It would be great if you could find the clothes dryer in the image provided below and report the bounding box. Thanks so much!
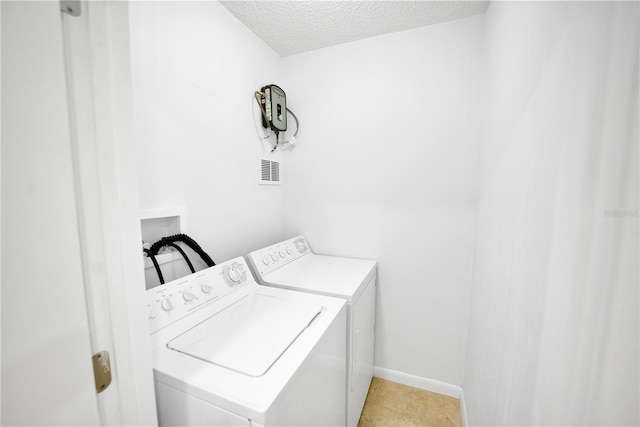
[146,256,347,426]
[247,236,376,427]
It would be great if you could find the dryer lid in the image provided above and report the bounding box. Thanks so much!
[263,254,377,301]
[167,293,322,377]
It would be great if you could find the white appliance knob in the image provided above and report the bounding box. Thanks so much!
[200,283,212,293]
[262,256,271,265]
[279,250,285,258]
[286,247,292,254]
[161,298,174,311]
[182,291,195,302]
[229,267,242,282]
[271,253,278,261]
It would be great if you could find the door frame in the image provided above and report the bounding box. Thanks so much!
[61,1,157,424]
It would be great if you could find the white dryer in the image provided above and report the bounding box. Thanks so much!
[146,256,347,426]
[247,236,377,427]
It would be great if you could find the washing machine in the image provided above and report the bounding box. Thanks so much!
[146,256,347,426]
[246,236,377,427]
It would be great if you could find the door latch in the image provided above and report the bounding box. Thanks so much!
[92,351,112,393]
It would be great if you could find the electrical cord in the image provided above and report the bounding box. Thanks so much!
[286,107,299,138]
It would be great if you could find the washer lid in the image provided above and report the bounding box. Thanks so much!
[167,293,322,377]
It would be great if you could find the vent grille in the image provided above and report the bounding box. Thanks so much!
[259,158,281,185]
[261,159,271,181]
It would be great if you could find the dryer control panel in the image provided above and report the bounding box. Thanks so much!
[146,257,251,334]
[247,235,311,277]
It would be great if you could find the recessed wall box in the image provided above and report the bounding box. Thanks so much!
[140,208,187,268]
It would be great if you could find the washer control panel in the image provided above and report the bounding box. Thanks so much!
[247,235,311,277]
[146,257,251,334]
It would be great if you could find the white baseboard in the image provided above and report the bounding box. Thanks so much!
[459,389,469,427]
[373,366,462,397]
[372,367,468,426]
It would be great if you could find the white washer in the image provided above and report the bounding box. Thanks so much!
[247,236,377,427]
[146,256,347,426]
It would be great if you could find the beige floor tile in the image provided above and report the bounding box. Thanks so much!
[358,377,462,427]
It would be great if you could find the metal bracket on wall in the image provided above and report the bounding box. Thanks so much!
[60,0,81,16]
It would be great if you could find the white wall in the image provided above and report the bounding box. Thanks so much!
[129,1,285,286]
[281,16,484,386]
[463,2,639,425]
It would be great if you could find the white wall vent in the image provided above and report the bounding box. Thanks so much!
[259,158,280,185]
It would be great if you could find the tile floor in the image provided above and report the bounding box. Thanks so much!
[358,377,462,427]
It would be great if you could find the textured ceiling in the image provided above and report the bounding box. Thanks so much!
[220,1,490,57]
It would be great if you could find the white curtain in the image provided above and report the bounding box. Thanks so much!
[464,2,639,425]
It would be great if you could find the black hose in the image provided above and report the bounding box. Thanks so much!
[144,248,165,285]
[167,242,195,273]
[149,233,215,267]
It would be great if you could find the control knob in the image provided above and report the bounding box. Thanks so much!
[161,298,174,311]
[229,267,242,282]
[201,283,212,293]
[182,291,195,302]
